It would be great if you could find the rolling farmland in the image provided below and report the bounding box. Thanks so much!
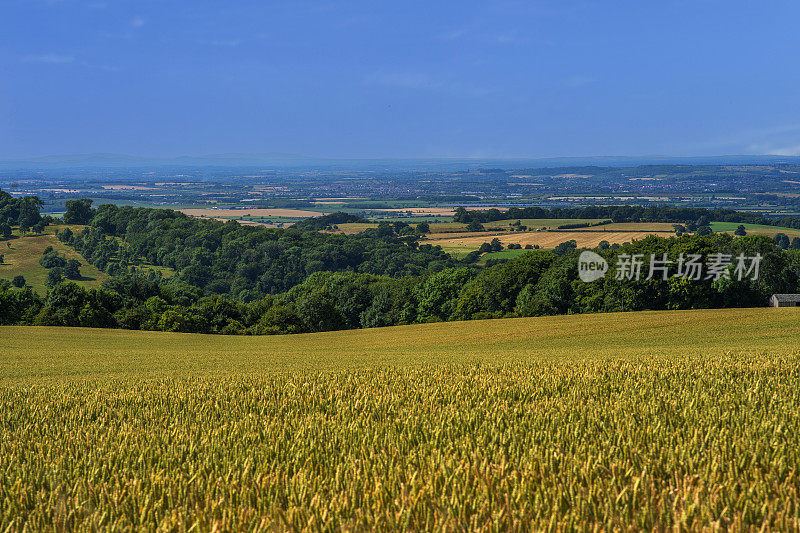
[2,308,800,530]
[179,208,324,218]
[427,221,800,255]
[430,230,661,253]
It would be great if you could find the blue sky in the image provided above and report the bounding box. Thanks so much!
[2,0,800,159]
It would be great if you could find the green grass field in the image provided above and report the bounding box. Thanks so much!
[0,227,107,292]
[2,308,800,530]
[710,221,800,238]
[478,248,530,262]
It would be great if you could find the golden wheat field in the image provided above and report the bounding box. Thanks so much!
[429,230,664,252]
[2,308,800,530]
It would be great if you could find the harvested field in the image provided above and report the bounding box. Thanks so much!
[430,230,663,252]
[180,208,323,218]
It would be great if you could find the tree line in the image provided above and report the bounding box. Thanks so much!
[1,192,799,335]
[453,205,800,228]
[63,202,454,301]
[1,232,797,335]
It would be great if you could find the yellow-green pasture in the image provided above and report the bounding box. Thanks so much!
[2,308,800,530]
[2,307,796,381]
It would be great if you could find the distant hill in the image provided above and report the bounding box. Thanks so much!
[3,153,800,170]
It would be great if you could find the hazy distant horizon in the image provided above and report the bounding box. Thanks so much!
[3,152,800,172]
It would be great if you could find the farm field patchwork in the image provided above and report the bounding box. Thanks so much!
[430,230,662,253]
[179,208,325,219]
[2,308,800,529]
[374,207,458,216]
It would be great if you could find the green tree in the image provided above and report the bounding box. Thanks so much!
[17,196,43,231]
[39,250,67,269]
[295,289,345,332]
[466,220,485,232]
[696,226,713,237]
[553,240,577,255]
[12,275,25,288]
[453,207,470,223]
[64,259,82,280]
[63,198,95,224]
[414,268,475,322]
[775,233,790,249]
[47,267,64,286]
[57,227,74,242]
[734,225,747,236]
[454,251,556,320]
[157,309,188,332]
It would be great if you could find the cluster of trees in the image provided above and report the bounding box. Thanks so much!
[461,238,505,263]
[2,233,798,334]
[290,212,366,231]
[453,205,800,228]
[774,233,800,250]
[557,221,611,230]
[39,246,82,283]
[64,205,455,301]
[62,198,95,224]
[0,191,50,235]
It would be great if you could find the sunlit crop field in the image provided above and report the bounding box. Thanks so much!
[430,230,668,253]
[2,308,800,530]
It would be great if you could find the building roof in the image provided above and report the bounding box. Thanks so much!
[771,294,800,302]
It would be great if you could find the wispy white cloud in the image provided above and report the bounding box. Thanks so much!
[493,30,528,45]
[20,53,119,72]
[23,53,75,64]
[694,123,800,155]
[439,28,468,41]
[130,16,145,28]
[757,144,800,156]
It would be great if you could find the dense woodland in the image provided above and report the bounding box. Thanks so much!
[453,205,800,228]
[1,192,799,334]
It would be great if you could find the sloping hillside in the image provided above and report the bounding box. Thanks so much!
[0,227,107,292]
